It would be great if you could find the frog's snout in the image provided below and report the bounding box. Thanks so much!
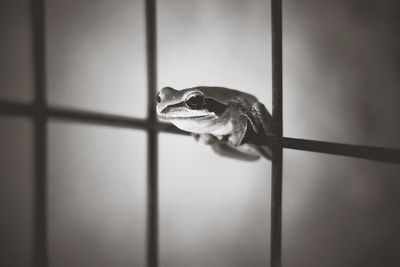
[156,87,178,116]
[157,87,176,103]
[156,91,162,103]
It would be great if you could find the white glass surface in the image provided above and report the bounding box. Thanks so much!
[48,121,147,267]
[0,117,33,267]
[159,133,270,267]
[283,149,400,267]
[46,0,147,117]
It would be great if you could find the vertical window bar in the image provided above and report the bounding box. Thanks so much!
[270,0,283,266]
[31,0,48,266]
[145,0,158,267]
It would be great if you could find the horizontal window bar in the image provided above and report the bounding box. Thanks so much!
[49,107,150,129]
[0,100,154,130]
[0,100,398,164]
[0,100,35,115]
[283,137,400,164]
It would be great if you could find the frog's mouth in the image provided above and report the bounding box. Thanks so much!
[157,108,214,120]
[156,101,213,119]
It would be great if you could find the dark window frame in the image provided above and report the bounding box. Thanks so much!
[0,0,398,267]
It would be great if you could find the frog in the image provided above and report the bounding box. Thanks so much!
[156,86,273,161]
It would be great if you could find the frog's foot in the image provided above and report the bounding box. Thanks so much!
[251,102,273,136]
[192,133,219,145]
[226,103,249,146]
[228,116,248,146]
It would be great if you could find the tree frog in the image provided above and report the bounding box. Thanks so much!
[156,86,273,161]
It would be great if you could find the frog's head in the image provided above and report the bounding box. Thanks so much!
[156,86,228,133]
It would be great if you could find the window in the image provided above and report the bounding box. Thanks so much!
[0,0,399,267]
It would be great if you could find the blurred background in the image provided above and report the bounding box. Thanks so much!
[1,0,399,267]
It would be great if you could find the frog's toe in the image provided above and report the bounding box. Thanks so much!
[192,133,200,141]
[194,133,218,144]
[228,134,243,146]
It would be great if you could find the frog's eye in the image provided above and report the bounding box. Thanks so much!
[185,91,204,110]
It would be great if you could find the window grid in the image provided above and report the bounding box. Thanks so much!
[0,0,398,267]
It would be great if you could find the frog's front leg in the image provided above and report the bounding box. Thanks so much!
[219,102,247,146]
[248,102,273,159]
[226,102,271,146]
[227,102,273,160]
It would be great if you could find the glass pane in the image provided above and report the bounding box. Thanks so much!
[159,133,270,267]
[0,117,33,266]
[48,121,146,267]
[283,149,400,267]
[283,0,400,148]
[0,0,34,102]
[158,0,271,108]
[46,0,147,117]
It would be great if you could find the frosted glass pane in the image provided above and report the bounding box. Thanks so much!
[159,133,270,267]
[48,122,146,267]
[0,0,34,102]
[0,117,33,267]
[46,0,147,117]
[283,0,400,148]
[283,149,400,267]
[158,0,271,108]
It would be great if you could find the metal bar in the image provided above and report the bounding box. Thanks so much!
[145,0,158,267]
[283,137,400,164]
[33,108,47,267]
[146,129,158,267]
[49,107,150,129]
[31,0,48,266]
[270,0,283,266]
[240,131,400,164]
[0,100,36,115]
